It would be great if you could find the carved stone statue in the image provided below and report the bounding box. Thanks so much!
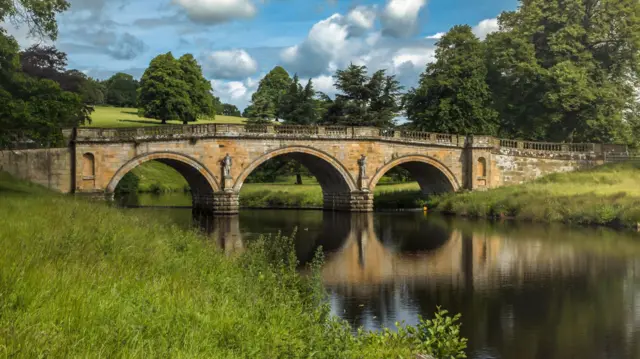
[357,154,367,179]
[223,153,232,178]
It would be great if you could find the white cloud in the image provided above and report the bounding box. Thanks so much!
[172,0,256,24]
[346,6,377,34]
[203,49,258,79]
[472,18,499,40]
[380,0,427,38]
[425,32,445,40]
[280,13,353,77]
[391,47,435,70]
[211,76,260,110]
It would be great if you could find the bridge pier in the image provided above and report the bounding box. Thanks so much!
[323,191,373,212]
[192,191,240,215]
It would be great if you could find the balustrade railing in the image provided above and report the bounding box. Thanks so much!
[67,123,624,155]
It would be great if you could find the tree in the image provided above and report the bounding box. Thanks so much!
[246,66,292,122]
[246,91,276,123]
[486,0,640,143]
[241,105,252,118]
[222,103,241,117]
[105,73,138,108]
[405,25,498,135]
[138,52,194,124]
[0,0,69,40]
[326,64,402,127]
[178,54,214,119]
[0,30,90,146]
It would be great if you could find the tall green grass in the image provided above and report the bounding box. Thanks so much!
[0,172,466,358]
[428,162,640,229]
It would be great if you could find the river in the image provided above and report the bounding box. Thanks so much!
[119,192,640,359]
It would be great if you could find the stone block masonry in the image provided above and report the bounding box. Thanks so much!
[0,148,73,192]
[0,124,625,213]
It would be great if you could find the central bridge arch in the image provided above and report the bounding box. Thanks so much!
[234,146,359,211]
[106,152,220,209]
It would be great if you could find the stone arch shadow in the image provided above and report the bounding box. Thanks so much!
[233,146,359,210]
[369,155,461,196]
[106,152,220,209]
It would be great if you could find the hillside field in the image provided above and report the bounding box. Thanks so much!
[86,106,246,128]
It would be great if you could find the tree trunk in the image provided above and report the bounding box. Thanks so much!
[296,173,303,185]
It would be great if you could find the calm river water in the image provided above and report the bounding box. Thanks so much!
[120,193,640,359]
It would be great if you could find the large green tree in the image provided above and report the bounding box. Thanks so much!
[222,103,241,117]
[0,30,90,147]
[486,0,640,143]
[179,54,214,119]
[279,74,319,125]
[246,66,292,122]
[138,52,194,124]
[105,72,138,108]
[324,64,402,127]
[405,25,498,135]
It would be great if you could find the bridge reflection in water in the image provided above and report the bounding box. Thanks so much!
[189,211,640,359]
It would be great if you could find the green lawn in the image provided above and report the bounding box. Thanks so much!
[86,106,246,128]
[428,162,640,228]
[0,171,466,358]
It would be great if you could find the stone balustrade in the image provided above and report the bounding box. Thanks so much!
[68,124,627,155]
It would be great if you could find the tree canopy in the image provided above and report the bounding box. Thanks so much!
[405,25,498,135]
[105,73,138,108]
[138,52,213,124]
[484,0,640,143]
[246,66,292,123]
[323,64,402,127]
[0,29,91,147]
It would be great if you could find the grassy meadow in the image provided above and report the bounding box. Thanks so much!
[428,162,640,229]
[86,106,246,128]
[0,171,466,358]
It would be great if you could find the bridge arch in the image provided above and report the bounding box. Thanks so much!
[369,155,460,195]
[233,146,358,192]
[106,152,220,202]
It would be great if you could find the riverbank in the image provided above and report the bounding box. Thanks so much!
[0,172,465,358]
[428,162,640,229]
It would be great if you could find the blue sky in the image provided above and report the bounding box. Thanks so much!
[5,0,518,110]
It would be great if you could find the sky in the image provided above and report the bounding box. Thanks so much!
[4,0,519,111]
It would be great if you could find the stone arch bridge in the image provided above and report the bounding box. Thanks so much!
[0,124,624,214]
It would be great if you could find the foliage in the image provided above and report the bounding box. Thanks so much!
[0,30,91,146]
[485,0,640,143]
[405,25,498,135]
[104,72,138,107]
[0,0,69,40]
[178,54,215,119]
[222,103,241,116]
[323,64,402,127]
[138,52,195,124]
[246,66,292,123]
[279,74,319,125]
[0,172,467,358]
[428,162,640,229]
